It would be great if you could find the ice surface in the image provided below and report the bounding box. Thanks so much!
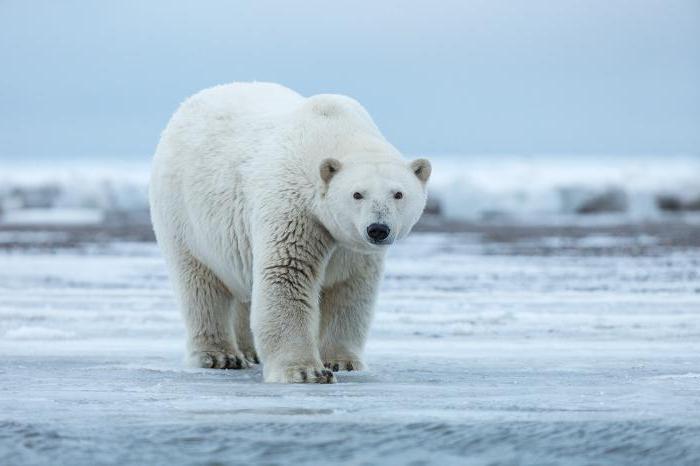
[1,232,700,465]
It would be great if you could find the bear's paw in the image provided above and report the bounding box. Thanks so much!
[190,350,251,370]
[265,364,337,384]
[323,358,365,372]
[241,348,260,365]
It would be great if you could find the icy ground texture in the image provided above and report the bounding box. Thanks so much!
[1,232,700,465]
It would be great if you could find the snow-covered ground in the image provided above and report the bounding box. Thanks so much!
[1,230,700,465]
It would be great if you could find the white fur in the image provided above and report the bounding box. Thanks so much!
[149,82,430,383]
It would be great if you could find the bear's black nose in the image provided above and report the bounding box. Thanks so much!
[367,223,390,242]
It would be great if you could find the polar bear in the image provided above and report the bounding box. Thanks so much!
[150,82,431,383]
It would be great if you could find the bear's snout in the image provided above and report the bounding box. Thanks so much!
[367,223,391,243]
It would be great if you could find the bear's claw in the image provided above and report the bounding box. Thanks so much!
[294,368,335,383]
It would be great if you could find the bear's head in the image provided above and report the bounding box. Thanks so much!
[317,157,431,253]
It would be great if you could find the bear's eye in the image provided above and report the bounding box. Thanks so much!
[394,192,403,200]
[353,192,363,200]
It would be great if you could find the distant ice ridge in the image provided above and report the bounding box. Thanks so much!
[0,161,151,226]
[0,155,699,226]
[428,154,700,223]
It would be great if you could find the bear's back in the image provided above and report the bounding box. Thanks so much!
[183,82,305,118]
[160,82,391,175]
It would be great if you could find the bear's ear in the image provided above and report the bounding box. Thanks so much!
[319,158,342,184]
[409,158,431,183]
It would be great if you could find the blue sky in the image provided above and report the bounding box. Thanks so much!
[1,0,698,159]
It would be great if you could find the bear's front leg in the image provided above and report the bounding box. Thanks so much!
[251,217,336,383]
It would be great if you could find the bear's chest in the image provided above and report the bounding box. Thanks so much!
[322,247,382,288]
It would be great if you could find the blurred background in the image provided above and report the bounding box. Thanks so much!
[1,0,699,239]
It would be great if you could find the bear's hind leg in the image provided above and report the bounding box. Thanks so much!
[232,299,259,364]
[320,262,382,372]
[169,248,249,369]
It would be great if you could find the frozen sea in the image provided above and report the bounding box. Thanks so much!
[1,225,700,465]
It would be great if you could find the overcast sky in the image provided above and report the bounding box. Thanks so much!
[1,0,699,160]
